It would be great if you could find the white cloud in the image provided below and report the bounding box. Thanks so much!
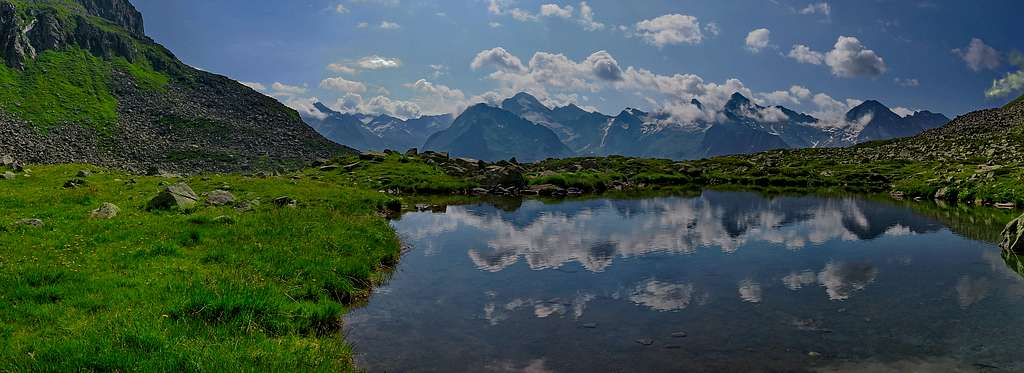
[894,77,919,87]
[379,21,401,29]
[319,76,367,93]
[269,82,308,97]
[745,28,771,53]
[540,3,573,18]
[635,14,703,48]
[405,79,470,116]
[703,21,720,37]
[577,1,604,31]
[240,82,266,92]
[429,64,449,78]
[327,63,358,74]
[789,85,812,100]
[471,47,527,73]
[891,106,915,117]
[509,8,538,21]
[953,38,1001,72]
[800,2,831,16]
[824,36,887,78]
[788,44,824,65]
[489,21,503,28]
[585,50,624,81]
[986,52,1024,98]
[357,55,402,70]
[333,94,421,119]
[283,96,327,120]
[356,22,369,28]
[351,0,399,6]
[335,4,350,13]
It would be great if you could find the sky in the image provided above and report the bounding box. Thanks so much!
[131,0,1024,122]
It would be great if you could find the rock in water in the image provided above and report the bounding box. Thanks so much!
[90,203,120,219]
[147,183,199,210]
[1001,213,1024,253]
[206,190,236,206]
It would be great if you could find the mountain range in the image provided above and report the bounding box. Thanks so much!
[305,91,950,162]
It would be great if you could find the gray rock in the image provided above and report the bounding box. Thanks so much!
[405,148,418,156]
[1,171,14,180]
[318,164,339,172]
[671,331,688,338]
[934,186,951,200]
[0,154,13,167]
[235,199,260,212]
[635,338,655,346]
[13,218,43,228]
[76,170,92,178]
[63,179,87,188]
[1001,213,1024,253]
[147,183,199,210]
[90,203,120,219]
[206,190,236,206]
[273,196,297,208]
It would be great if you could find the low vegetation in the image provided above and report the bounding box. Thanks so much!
[0,164,403,371]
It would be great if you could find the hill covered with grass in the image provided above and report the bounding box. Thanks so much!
[0,0,349,173]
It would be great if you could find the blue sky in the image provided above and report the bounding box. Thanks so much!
[132,0,1023,121]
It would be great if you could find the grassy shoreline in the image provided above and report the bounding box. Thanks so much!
[2,153,1022,371]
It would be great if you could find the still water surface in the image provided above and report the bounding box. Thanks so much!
[345,192,1024,372]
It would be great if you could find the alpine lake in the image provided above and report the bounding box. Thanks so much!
[344,191,1024,372]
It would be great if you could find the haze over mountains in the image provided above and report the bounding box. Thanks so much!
[304,91,949,162]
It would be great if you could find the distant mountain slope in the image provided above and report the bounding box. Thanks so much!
[0,0,347,173]
[851,100,950,142]
[423,103,571,162]
[303,103,453,151]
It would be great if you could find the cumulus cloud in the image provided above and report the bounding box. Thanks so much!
[378,21,401,29]
[405,79,470,116]
[703,21,720,37]
[357,55,402,70]
[894,77,920,87]
[585,50,624,81]
[953,38,1002,72]
[319,76,367,93]
[745,28,771,53]
[577,1,604,31]
[800,2,831,16]
[891,106,915,117]
[635,14,703,48]
[539,3,573,18]
[327,63,358,74]
[356,22,369,28]
[788,44,824,65]
[986,52,1024,98]
[825,36,887,78]
[284,96,328,120]
[333,94,421,119]
[269,82,308,97]
[335,4,350,13]
[240,82,266,92]
[471,47,527,73]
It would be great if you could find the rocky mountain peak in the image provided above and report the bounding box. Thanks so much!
[724,92,754,112]
[502,92,551,114]
[846,100,899,122]
[76,0,145,36]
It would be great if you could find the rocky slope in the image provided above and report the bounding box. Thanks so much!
[0,0,347,173]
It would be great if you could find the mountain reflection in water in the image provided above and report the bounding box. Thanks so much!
[345,191,1024,373]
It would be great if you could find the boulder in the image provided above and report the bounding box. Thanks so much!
[525,184,565,197]
[934,187,951,200]
[90,203,120,219]
[405,148,418,156]
[63,179,87,188]
[13,218,43,228]
[1001,213,1024,253]
[147,183,199,210]
[77,170,92,178]
[479,166,526,189]
[1,171,14,180]
[0,154,13,167]
[236,199,260,212]
[273,196,297,208]
[318,164,339,172]
[212,215,236,225]
[206,190,236,206]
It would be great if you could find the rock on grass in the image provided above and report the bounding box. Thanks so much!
[90,203,120,219]
[147,183,199,210]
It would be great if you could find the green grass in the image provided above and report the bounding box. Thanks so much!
[335,153,479,194]
[0,49,119,133]
[0,164,403,371]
